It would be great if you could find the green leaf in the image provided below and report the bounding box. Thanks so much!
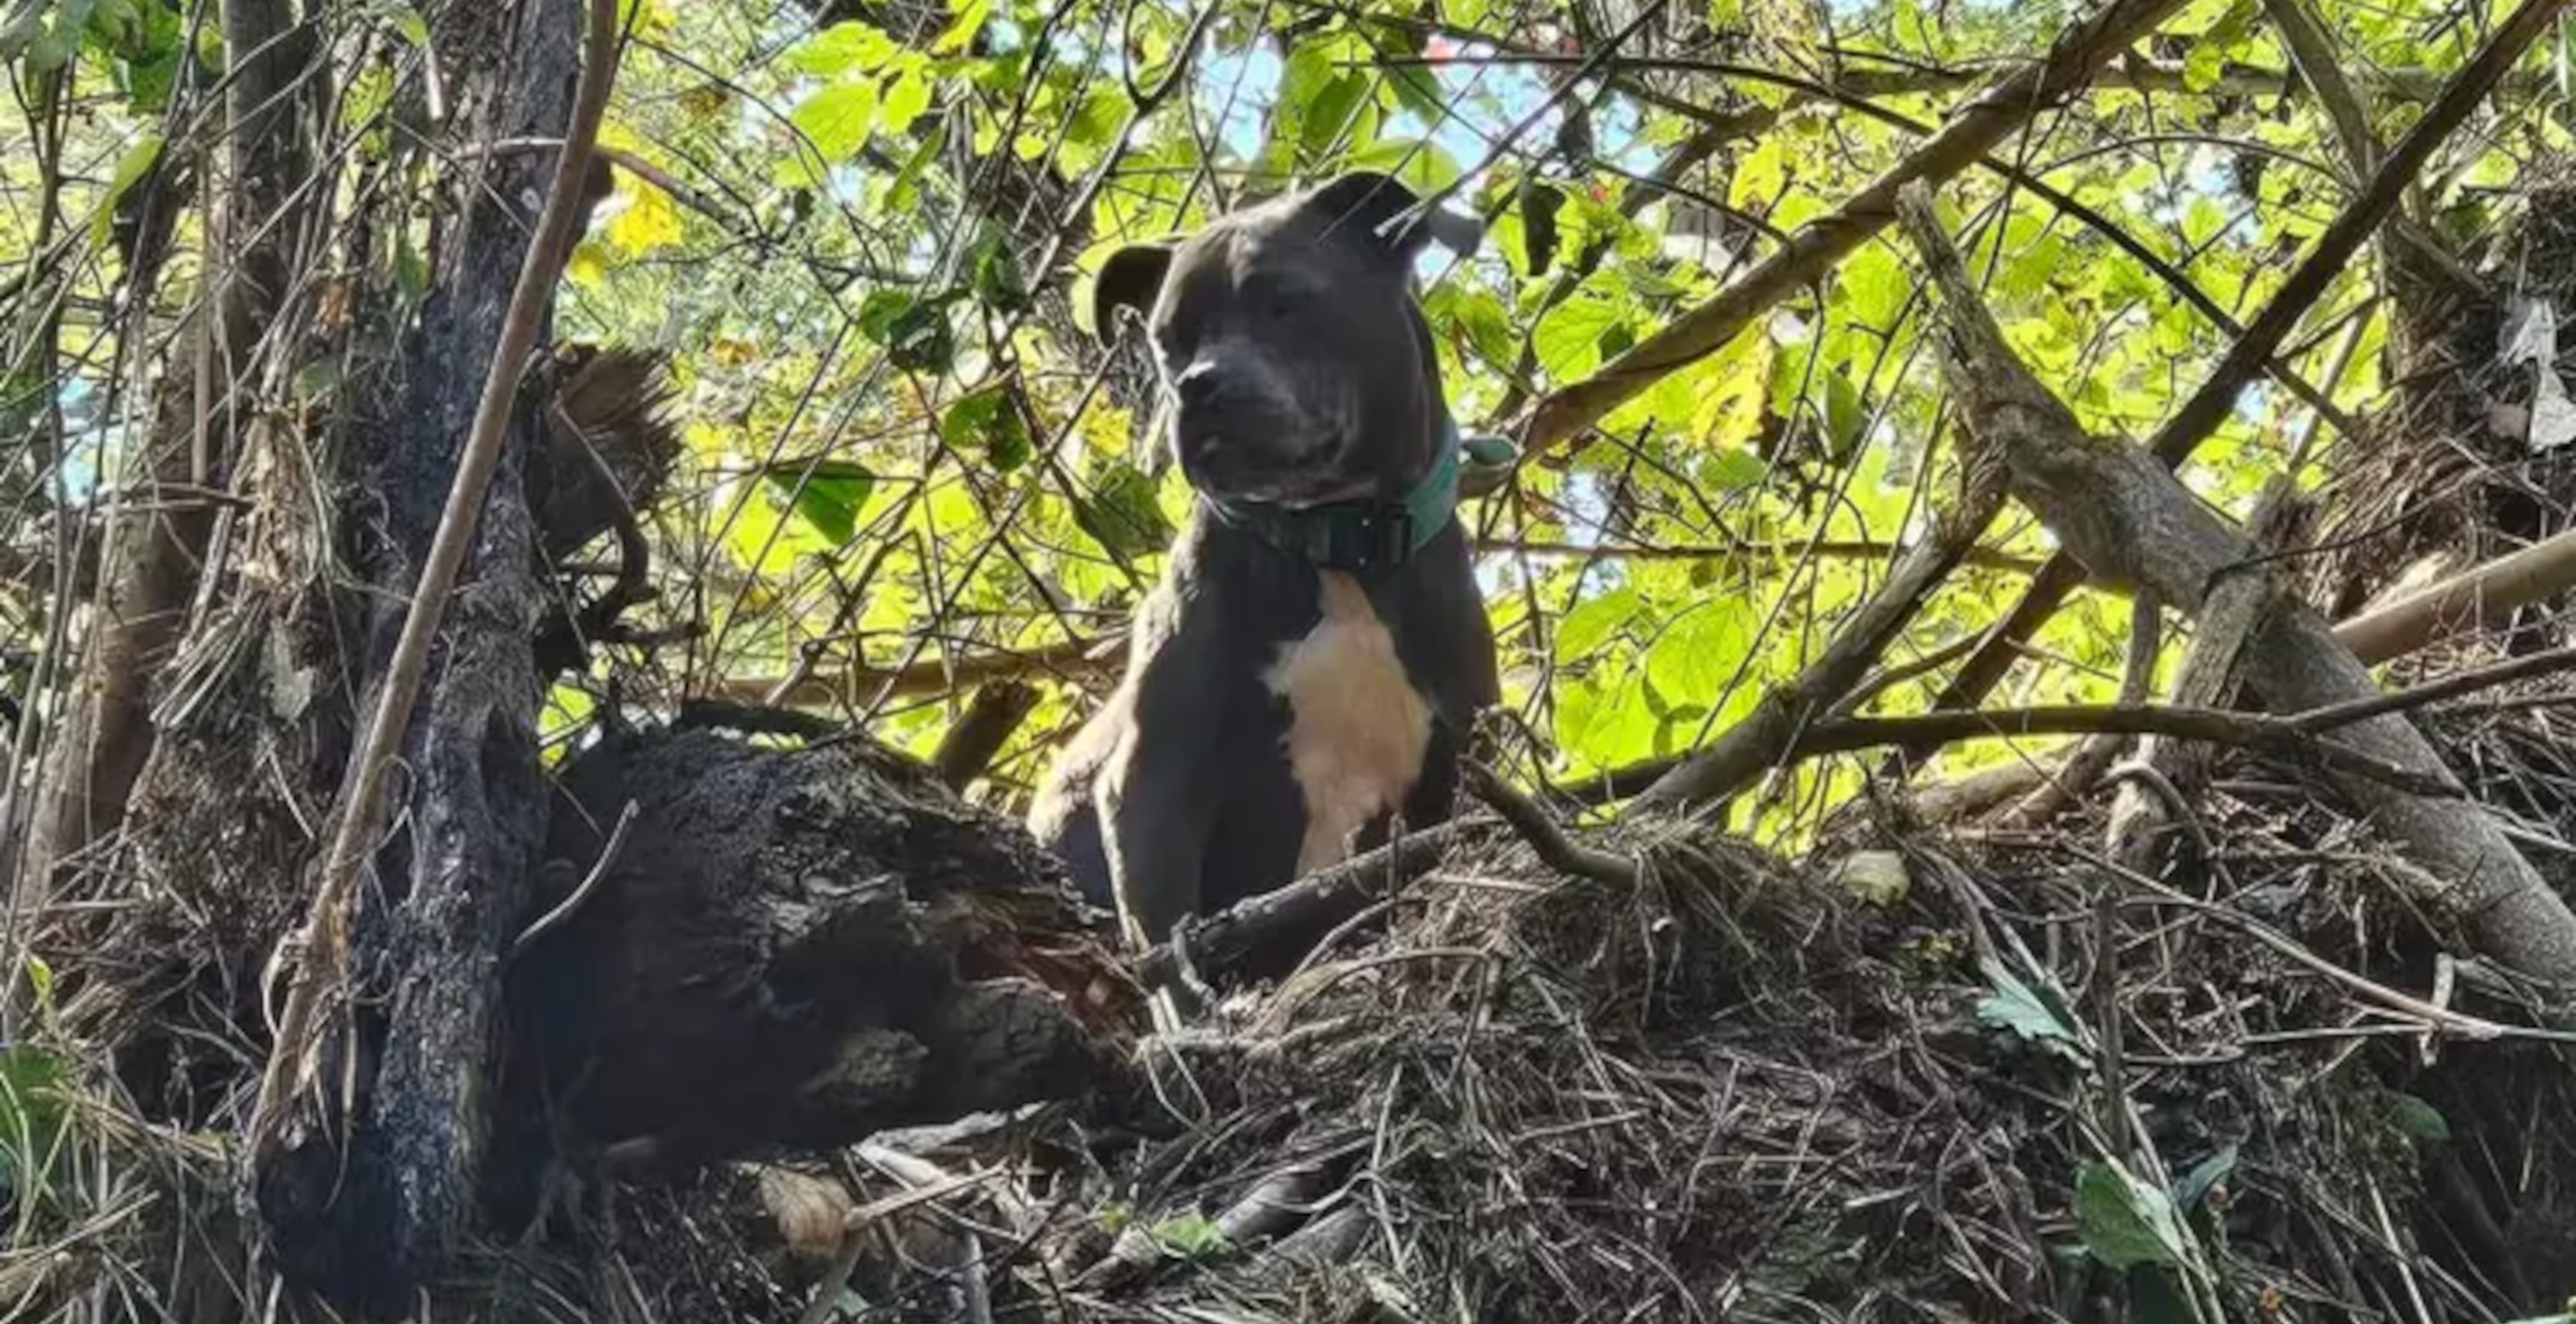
[388,2,429,46]
[792,79,880,162]
[1301,71,1371,164]
[2174,1143,2236,1212]
[1729,136,1787,211]
[787,20,901,76]
[101,0,180,110]
[0,2,51,63]
[1533,293,1623,380]
[1555,585,1642,663]
[764,461,874,546]
[1343,138,1464,195]
[394,224,430,309]
[968,230,1028,313]
[888,117,947,213]
[1555,673,1661,769]
[2074,1161,2189,1270]
[886,303,954,373]
[1821,369,1868,457]
[2181,196,2228,250]
[879,69,934,138]
[19,0,88,74]
[2387,1091,2452,1142]
[1426,284,1517,369]
[1838,244,1911,334]
[859,291,955,374]
[859,289,915,341]
[1643,598,1752,703]
[0,1041,71,1204]
[89,131,162,250]
[1149,1211,1231,1260]
[2182,0,2258,94]
[935,0,990,55]
[1380,58,1445,123]
[1700,447,1769,493]
[1074,462,1174,559]
[941,391,1031,472]
[291,360,343,405]
[1974,955,2083,1052]
[2127,1264,2199,1324]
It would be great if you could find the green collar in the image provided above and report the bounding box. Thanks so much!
[1204,419,1469,574]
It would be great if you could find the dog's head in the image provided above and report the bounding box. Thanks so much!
[1088,171,1481,508]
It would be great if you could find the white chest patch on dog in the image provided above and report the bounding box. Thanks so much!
[1262,570,1435,874]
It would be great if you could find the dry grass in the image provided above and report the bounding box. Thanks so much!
[18,690,2576,1323]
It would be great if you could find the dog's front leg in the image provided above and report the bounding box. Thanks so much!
[1093,646,1223,950]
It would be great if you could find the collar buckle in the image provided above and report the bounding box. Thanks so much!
[1325,504,1415,574]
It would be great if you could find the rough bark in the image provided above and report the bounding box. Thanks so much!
[27,1,318,895]
[250,3,580,1307]
[499,725,1130,1181]
[1898,183,2576,988]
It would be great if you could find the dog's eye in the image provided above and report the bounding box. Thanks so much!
[1255,283,1301,320]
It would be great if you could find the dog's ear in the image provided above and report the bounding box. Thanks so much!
[1303,170,1482,263]
[1086,242,1175,342]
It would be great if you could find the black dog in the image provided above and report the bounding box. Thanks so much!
[1027,171,1500,949]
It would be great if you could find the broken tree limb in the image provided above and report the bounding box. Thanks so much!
[2106,565,2274,871]
[2333,522,2576,665]
[1894,0,2566,762]
[502,726,1127,1172]
[1895,181,2576,988]
[1902,575,2576,825]
[1516,0,2191,460]
[1130,819,1484,990]
[932,682,1041,792]
[2004,592,2160,827]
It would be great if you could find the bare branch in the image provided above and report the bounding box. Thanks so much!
[1894,174,2576,987]
[1904,0,2566,757]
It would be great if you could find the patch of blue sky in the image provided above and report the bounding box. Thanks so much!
[48,376,108,502]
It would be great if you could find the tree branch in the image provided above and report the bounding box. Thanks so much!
[1801,702,2457,797]
[1515,0,2192,461]
[1894,175,2576,986]
[1900,0,2566,761]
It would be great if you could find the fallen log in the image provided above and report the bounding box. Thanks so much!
[504,724,1138,1176]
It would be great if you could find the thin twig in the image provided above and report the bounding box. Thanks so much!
[2065,844,2576,1042]
[1517,0,2191,458]
[509,802,638,960]
[1462,760,1638,887]
[1795,702,2458,796]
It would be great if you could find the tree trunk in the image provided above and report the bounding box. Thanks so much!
[250,2,580,1306]
[24,1,318,904]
